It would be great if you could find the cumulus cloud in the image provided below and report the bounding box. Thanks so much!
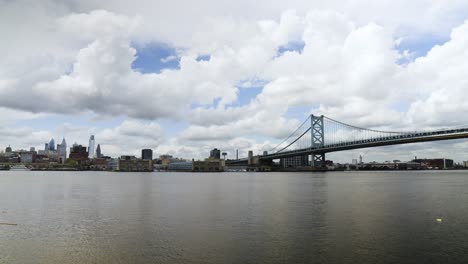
[96,120,164,156]
[1,1,468,161]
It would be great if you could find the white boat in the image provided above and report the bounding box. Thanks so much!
[9,165,32,171]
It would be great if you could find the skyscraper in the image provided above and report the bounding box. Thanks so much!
[142,149,153,160]
[210,148,221,159]
[49,138,55,151]
[57,138,67,163]
[88,135,95,158]
[96,144,102,158]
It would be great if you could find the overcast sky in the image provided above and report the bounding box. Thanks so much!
[1,0,468,162]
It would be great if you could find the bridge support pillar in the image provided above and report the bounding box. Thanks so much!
[312,153,325,168]
[311,115,325,168]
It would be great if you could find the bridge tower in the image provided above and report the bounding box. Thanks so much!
[311,115,325,168]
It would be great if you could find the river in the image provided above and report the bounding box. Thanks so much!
[1,171,468,263]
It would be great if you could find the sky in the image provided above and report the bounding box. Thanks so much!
[1,0,468,162]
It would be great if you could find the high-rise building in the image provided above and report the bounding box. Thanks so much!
[210,148,221,159]
[69,145,88,161]
[44,143,49,151]
[49,138,55,151]
[57,138,67,164]
[96,144,102,158]
[5,145,12,153]
[88,135,95,158]
[142,149,153,160]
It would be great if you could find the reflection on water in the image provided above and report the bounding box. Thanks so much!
[1,171,468,263]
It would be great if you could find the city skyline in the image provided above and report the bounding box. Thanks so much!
[2,117,468,163]
[1,1,468,162]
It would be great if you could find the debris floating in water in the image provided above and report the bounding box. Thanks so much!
[436,218,443,223]
[0,222,17,226]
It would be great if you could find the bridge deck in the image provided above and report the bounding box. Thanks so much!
[259,130,468,160]
[226,124,468,165]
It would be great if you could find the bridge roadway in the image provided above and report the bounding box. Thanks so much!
[228,128,468,164]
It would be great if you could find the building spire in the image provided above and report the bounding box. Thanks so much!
[96,144,101,158]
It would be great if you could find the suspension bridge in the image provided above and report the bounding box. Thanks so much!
[229,115,468,168]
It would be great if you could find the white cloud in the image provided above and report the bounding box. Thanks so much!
[1,1,468,161]
[160,55,178,63]
[96,119,164,157]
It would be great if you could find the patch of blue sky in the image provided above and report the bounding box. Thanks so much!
[132,42,180,73]
[277,40,305,56]
[230,87,263,107]
[391,101,411,113]
[190,99,222,109]
[212,98,222,108]
[191,87,262,109]
[196,54,211,62]
[223,79,268,107]
[286,105,312,121]
[396,34,449,64]
[157,119,189,138]
[190,79,266,109]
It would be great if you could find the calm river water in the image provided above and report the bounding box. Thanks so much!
[1,171,468,263]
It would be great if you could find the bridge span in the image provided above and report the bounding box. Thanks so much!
[228,115,468,168]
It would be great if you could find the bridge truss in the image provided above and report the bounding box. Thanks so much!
[261,114,468,167]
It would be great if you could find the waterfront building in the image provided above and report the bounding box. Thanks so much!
[210,148,221,159]
[34,154,50,164]
[192,159,224,172]
[120,155,137,160]
[168,161,193,171]
[69,145,89,162]
[91,158,107,170]
[413,158,454,169]
[159,155,173,169]
[46,151,60,163]
[142,149,153,160]
[117,158,153,172]
[0,150,19,163]
[19,152,35,163]
[280,155,309,169]
[361,161,421,170]
[156,155,187,170]
[107,159,118,170]
[192,149,225,172]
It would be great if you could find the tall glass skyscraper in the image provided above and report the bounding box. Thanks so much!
[49,138,55,151]
[88,135,95,158]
